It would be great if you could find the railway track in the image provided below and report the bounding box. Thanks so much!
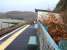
[0,23,26,37]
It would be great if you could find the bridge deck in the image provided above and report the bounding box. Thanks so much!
[5,25,38,50]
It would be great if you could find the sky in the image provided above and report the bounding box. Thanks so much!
[0,0,59,12]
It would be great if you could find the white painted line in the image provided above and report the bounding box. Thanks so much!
[0,25,30,50]
[0,25,26,40]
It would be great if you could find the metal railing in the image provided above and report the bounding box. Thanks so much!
[37,22,61,50]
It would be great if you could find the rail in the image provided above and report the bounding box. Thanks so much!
[37,22,61,50]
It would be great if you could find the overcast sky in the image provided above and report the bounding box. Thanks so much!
[0,0,59,12]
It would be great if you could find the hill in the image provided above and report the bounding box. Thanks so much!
[0,11,37,21]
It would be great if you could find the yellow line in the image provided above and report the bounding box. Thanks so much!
[0,25,30,50]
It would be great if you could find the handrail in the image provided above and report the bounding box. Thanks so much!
[37,22,61,50]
